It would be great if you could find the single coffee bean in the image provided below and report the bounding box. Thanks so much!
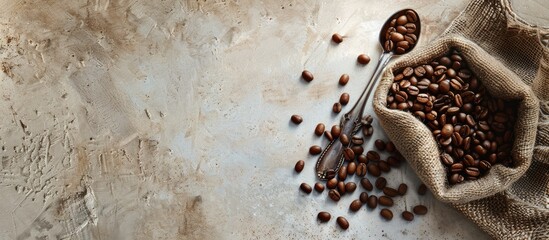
[379,196,394,206]
[366,151,381,161]
[343,147,355,161]
[300,183,312,194]
[309,145,322,155]
[325,169,337,179]
[398,183,408,195]
[350,199,362,212]
[337,181,346,195]
[314,182,325,193]
[407,85,420,96]
[345,182,357,193]
[384,40,394,52]
[418,184,427,195]
[347,162,357,175]
[378,160,391,172]
[441,124,454,138]
[357,154,368,164]
[375,177,387,190]
[367,195,378,209]
[351,135,364,145]
[413,205,428,215]
[336,76,349,89]
[362,125,374,136]
[404,23,417,33]
[318,212,331,222]
[380,208,393,220]
[356,163,367,176]
[385,141,396,152]
[465,167,480,177]
[368,164,381,177]
[479,160,492,172]
[314,123,325,136]
[290,115,303,124]
[331,125,341,138]
[390,32,404,42]
[332,33,343,43]
[328,189,341,202]
[327,178,338,189]
[417,93,429,103]
[294,160,305,173]
[396,25,407,34]
[440,153,454,166]
[414,66,426,77]
[406,10,418,23]
[336,216,349,230]
[302,70,314,82]
[360,192,369,203]
[387,156,402,167]
[357,54,371,64]
[361,177,373,191]
[340,134,350,146]
[402,211,414,221]
[383,187,399,197]
[396,15,408,25]
[333,102,342,113]
[403,67,414,77]
[352,145,364,156]
[340,93,350,105]
[374,139,386,151]
[449,173,464,184]
[338,166,347,181]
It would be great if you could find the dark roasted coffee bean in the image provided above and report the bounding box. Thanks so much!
[294,160,305,173]
[357,154,368,164]
[357,54,371,65]
[314,123,325,136]
[324,131,333,141]
[336,216,349,230]
[362,125,374,136]
[402,211,414,221]
[417,93,429,103]
[418,184,427,195]
[327,178,338,189]
[314,182,325,193]
[337,181,346,195]
[403,67,414,77]
[375,177,387,190]
[347,162,357,175]
[332,33,343,43]
[440,153,454,166]
[387,156,402,167]
[325,169,337,180]
[361,177,373,191]
[360,192,369,203]
[406,10,418,22]
[318,212,331,222]
[413,205,428,215]
[379,196,394,206]
[398,183,408,195]
[479,160,492,172]
[343,147,355,161]
[352,145,364,155]
[351,135,364,145]
[356,163,367,177]
[339,74,350,86]
[338,166,347,181]
[331,125,341,138]
[383,187,399,197]
[379,160,391,172]
[366,151,381,162]
[386,141,396,152]
[291,115,303,124]
[300,183,312,194]
[441,124,454,138]
[407,85,420,96]
[380,208,393,220]
[339,93,350,105]
[309,145,322,155]
[405,23,416,33]
[374,139,386,151]
[340,134,350,146]
[345,182,357,193]
[350,199,362,212]
[333,102,342,113]
[368,164,381,177]
[384,40,394,52]
[367,195,378,209]
[465,167,480,177]
[449,173,464,184]
[302,70,314,82]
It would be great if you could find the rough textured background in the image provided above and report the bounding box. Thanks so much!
[0,0,545,239]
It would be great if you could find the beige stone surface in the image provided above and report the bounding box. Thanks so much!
[0,0,544,239]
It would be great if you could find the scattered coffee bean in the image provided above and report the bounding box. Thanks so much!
[385,141,396,152]
[343,147,355,161]
[387,156,401,167]
[351,135,364,145]
[350,199,362,212]
[314,182,325,193]
[340,93,350,105]
[398,183,408,196]
[314,123,325,136]
[300,183,312,194]
[302,70,314,82]
[360,177,373,191]
[329,189,341,201]
[402,211,414,221]
[368,164,381,177]
[367,195,378,209]
[357,154,368,164]
[383,187,399,197]
[413,205,428,215]
[345,182,357,193]
[380,208,393,220]
[378,196,394,206]
[333,102,342,113]
[331,125,341,138]
[418,184,427,195]
[309,145,322,155]
[294,160,305,173]
[356,163,367,177]
[332,33,343,43]
[290,115,303,124]
[340,134,350,146]
[336,216,349,230]
[347,162,357,175]
[357,54,371,64]
[375,177,387,190]
[339,74,350,86]
[318,212,331,222]
[324,131,333,141]
[360,192,369,203]
[378,160,391,172]
[337,181,346,195]
[351,145,364,156]
[366,151,380,161]
[327,178,338,189]
[374,139,386,151]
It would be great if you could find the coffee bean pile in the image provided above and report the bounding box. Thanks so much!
[383,10,419,54]
[386,49,518,184]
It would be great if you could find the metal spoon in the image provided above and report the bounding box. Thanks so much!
[315,9,421,180]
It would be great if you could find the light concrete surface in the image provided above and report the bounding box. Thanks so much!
[0,0,545,239]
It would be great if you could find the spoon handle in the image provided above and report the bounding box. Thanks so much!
[315,51,393,179]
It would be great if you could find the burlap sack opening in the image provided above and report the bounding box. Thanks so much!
[373,36,539,203]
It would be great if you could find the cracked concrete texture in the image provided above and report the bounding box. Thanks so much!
[0,0,545,239]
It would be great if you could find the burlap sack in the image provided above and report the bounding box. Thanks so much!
[374,0,549,238]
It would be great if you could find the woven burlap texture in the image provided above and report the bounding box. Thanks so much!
[373,0,549,238]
